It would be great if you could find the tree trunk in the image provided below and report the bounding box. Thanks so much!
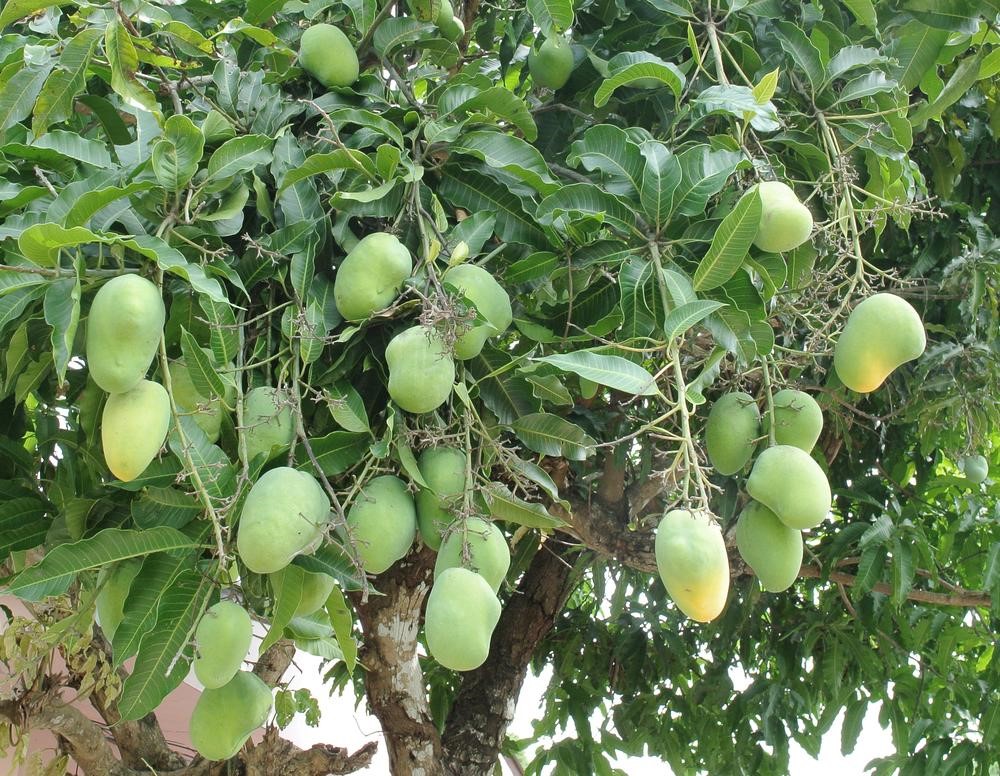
[351,546,445,775]
[441,541,577,775]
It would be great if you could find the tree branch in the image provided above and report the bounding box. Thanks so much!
[242,728,377,775]
[798,565,991,608]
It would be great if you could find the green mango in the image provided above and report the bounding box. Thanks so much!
[243,386,295,463]
[735,501,803,593]
[237,467,331,574]
[442,264,512,360]
[704,392,760,476]
[438,12,464,41]
[346,475,417,574]
[95,558,142,642]
[298,24,359,88]
[746,445,831,530]
[270,567,336,616]
[654,509,730,622]
[434,517,509,593]
[168,351,235,444]
[415,446,467,549]
[751,181,814,254]
[86,274,165,394]
[334,232,412,322]
[425,567,501,671]
[102,380,171,482]
[764,389,823,452]
[962,454,989,484]
[385,325,455,414]
[193,600,253,689]
[189,671,272,761]
[833,293,926,393]
[528,36,574,90]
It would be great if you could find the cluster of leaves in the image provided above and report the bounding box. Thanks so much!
[0,0,998,773]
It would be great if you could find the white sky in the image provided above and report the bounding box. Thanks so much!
[280,652,893,774]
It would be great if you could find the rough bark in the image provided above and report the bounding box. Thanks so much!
[440,541,577,775]
[350,545,444,776]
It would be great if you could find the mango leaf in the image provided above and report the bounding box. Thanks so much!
[451,131,558,195]
[374,17,433,56]
[169,415,237,501]
[886,21,949,92]
[533,352,659,395]
[639,141,681,231]
[483,483,565,529]
[0,0,68,27]
[0,498,49,556]
[117,234,227,303]
[441,86,537,142]
[205,135,273,183]
[105,20,160,116]
[43,276,80,385]
[62,182,155,229]
[909,51,985,126]
[511,413,596,460]
[6,527,206,601]
[0,63,54,133]
[594,53,685,107]
[18,224,104,267]
[245,0,287,25]
[774,21,824,94]
[662,300,727,341]
[131,487,202,530]
[179,327,226,399]
[295,431,370,476]
[32,28,102,136]
[261,565,305,653]
[841,0,876,27]
[117,571,214,720]
[277,149,377,194]
[527,0,574,37]
[536,183,637,236]
[566,124,644,197]
[670,146,744,218]
[325,585,357,674]
[833,73,898,105]
[293,543,364,592]
[902,0,984,33]
[152,114,205,191]
[693,189,761,291]
[328,381,370,433]
[440,169,545,245]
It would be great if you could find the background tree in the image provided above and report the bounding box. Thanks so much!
[0,0,998,775]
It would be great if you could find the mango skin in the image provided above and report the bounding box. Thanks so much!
[752,181,814,254]
[735,501,803,593]
[95,558,142,642]
[298,24,359,89]
[270,568,336,616]
[654,509,730,622]
[386,326,455,414]
[334,232,413,322]
[443,264,513,360]
[962,454,989,484]
[346,475,417,574]
[243,387,295,463]
[747,445,831,530]
[169,352,235,444]
[189,671,272,761]
[237,467,331,574]
[434,517,509,593]
[528,36,574,90]
[438,13,464,41]
[102,380,171,482]
[86,274,166,394]
[192,601,253,690]
[705,392,760,476]
[425,567,501,671]
[416,447,467,549]
[764,389,823,453]
[833,293,926,393]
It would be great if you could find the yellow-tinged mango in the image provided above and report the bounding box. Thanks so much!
[735,501,803,592]
[705,392,760,476]
[764,389,823,452]
[192,601,252,690]
[101,380,171,482]
[86,274,165,394]
[385,325,455,414]
[415,446,467,549]
[237,467,331,574]
[189,671,272,761]
[746,445,831,530]
[425,567,501,671]
[434,517,510,593]
[752,181,814,254]
[346,475,417,574]
[833,293,926,393]
[654,510,729,622]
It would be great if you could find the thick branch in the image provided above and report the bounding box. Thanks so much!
[349,546,443,776]
[798,565,992,608]
[441,541,577,775]
[253,638,297,685]
[242,728,377,775]
[555,497,657,574]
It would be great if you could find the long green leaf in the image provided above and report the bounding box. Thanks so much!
[511,413,596,460]
[693,189,760,291]
[43,275,80,385]
[533,352,659,395]
[206,135,273,182]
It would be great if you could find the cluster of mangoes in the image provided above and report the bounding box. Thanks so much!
[332,230,512,415]
[343,447,509,672]
[86,275,171,482]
